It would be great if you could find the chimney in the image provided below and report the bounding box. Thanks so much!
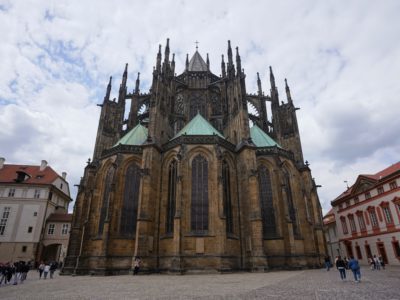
[0,157,4,169]
[40,160,48,171]
[62,172,67,180]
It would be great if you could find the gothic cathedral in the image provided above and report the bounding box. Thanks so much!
[63,39,326,275]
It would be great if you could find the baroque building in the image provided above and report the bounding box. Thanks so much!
[63,39,326,275]
[0,158,71,263]
[328,162,400,266]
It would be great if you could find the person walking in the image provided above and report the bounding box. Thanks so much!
[324,255,331,271]
[369,257,375,270]
[133,257,141,275]
[348,256,361,283]
[379,256,385,270]
[336,256,347,280]
[374,255,380,270]
[43,263,50,279]
[50,262,57,279]
[38,262,45,279]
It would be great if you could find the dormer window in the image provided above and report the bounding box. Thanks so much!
[15,171,30,183]
[377,187,384,195]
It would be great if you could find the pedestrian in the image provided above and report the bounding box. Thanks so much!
[12,261,21,285]
[0,263,6,285]
[379,256,385,270]
[324,255,331,271]
[38,262,45,279]
[50,262,57,279]
[369,257,375,270]
[374,255,380,270]
[336,256,346,280]
[6,263,13,284]
[21,262,29,282]
[43,263,50,279]
[348,256,361,283]
[133,257,141,275]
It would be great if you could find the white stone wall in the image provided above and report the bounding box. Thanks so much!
[0,203,19,241]
[15,204,41,242]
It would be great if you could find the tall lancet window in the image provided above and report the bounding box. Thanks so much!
[98,167,115,235]
[258,166,277,238]
[222,160,234,234]
[120,163,141,235]
[283,169,299,236]
[191,154,208,233]
[166,160,177,234]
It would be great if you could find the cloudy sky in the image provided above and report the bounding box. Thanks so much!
[1,0,399,214]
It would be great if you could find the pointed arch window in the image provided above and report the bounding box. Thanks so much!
[120,163,141,235]
[222,160,233,234]
[258,166,277,238]
[166,160,178,234]
[98,167,115,235]
[283,169,299,236]
[191,154,208,233]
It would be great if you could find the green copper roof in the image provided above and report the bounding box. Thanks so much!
[173,113,224,139]
[250,125,281,148]
[114,124,148,146]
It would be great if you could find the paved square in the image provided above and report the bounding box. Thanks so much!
[0,267,399,299]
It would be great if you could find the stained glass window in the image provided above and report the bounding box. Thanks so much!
[98,167,115,235]
[166,160,177,234]
[120,163,141,235]
[191,155,208,233]
[258,166,276,237]
[222,161,233,234]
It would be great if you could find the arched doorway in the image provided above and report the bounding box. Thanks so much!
[41,243,62,263]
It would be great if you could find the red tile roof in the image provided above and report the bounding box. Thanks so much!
[370,161,400,180]
[47,213,73,222]
[332,161,400,203]
[0,164,59,185]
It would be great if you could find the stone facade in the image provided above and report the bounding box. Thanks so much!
[63,40,326,275]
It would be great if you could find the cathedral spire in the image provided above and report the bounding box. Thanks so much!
[135,72,140,94]
[236,47,241,76]
[119,63,128,99]
[221,54,226,77]
[156,44,162,72]
[206,53,210,71]
[122,63,128,86]
[257,72,262,96]
[185,53,189,71]
[171,53,175,75]
[227,40,235,77]
[104,76,112,102]
[164,38,170,63]
[227,40,233,66]
[285,78,292,103]
[269,66,276,89]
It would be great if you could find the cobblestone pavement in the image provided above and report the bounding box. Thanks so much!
[0,267,399,299]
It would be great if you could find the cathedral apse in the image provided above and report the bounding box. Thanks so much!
[63,39,326,275]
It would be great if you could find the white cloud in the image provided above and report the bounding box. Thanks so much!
[0,0,399,214]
